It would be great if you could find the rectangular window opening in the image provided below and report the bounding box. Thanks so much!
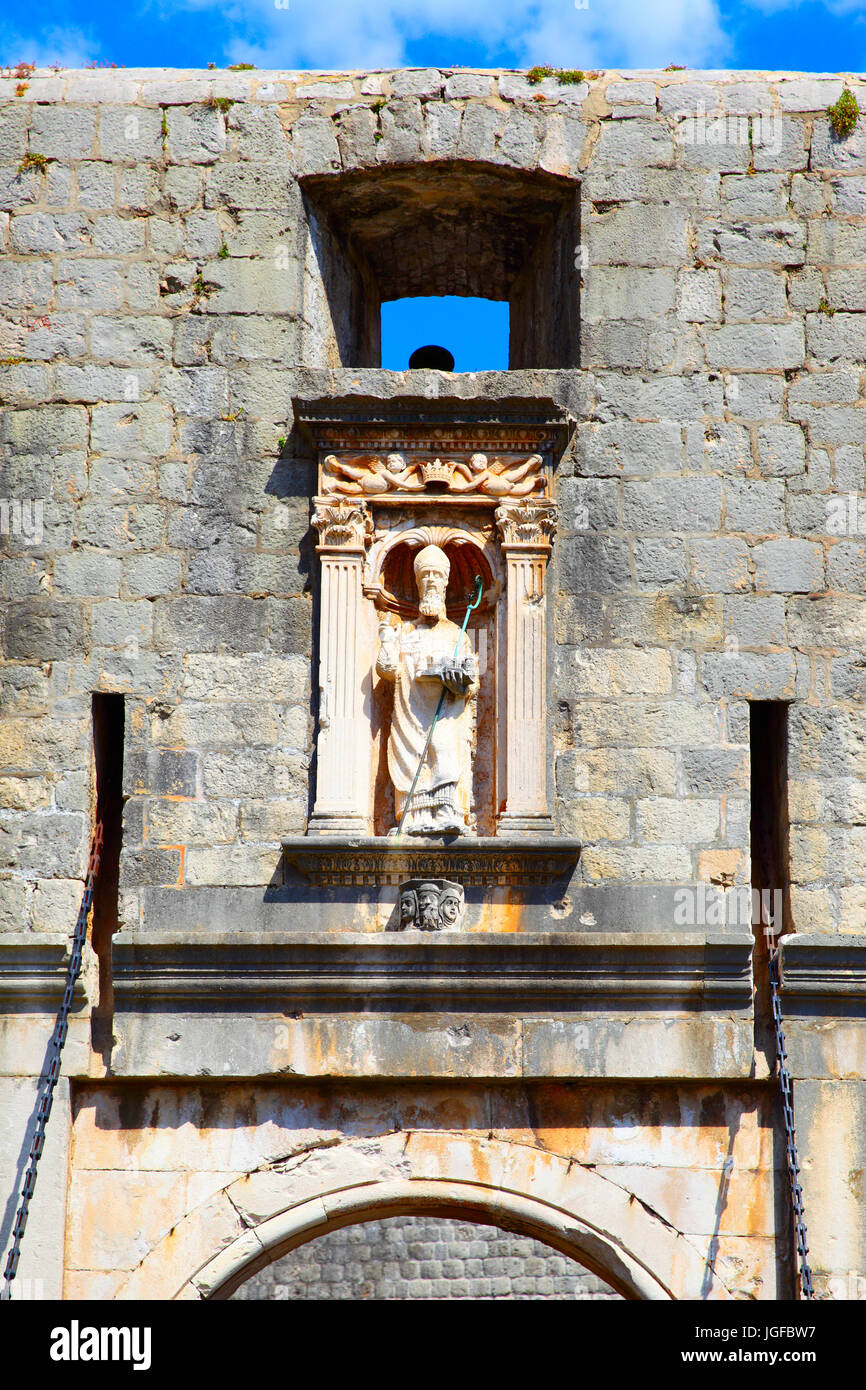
[749,700,791,1066]
[749,701,790,932]
[91,692,125,952]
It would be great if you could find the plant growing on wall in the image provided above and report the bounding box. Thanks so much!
[526,65,585,85]
[827,88,860,139]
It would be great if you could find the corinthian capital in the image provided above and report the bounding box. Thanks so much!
[311,496,373,552]
[494,499,557,550]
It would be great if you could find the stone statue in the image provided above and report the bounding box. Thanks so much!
[376,544,479,835]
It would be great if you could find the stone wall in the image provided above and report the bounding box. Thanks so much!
[1,67,866,933]
[230,1215,622,1300]
[1,66,866,1300]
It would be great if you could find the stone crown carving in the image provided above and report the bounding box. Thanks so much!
[320,451,548,501]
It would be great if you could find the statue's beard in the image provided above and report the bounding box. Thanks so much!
[419,593,446,619]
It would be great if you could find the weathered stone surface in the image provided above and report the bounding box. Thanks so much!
[0,65,864,1306]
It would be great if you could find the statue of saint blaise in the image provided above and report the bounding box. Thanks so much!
[376,544,479,835]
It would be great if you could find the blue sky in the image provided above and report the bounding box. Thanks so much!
[3,0,864,370]
[2,0,866,77]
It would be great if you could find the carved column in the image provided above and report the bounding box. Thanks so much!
[495,500,557,836]
[309,498,373,834]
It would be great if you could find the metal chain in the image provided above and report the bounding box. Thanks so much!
[767,938,814,1300]
[0,822,103,1301]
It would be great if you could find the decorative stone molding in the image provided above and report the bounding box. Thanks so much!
[281,835,580,887]
[308,498,373,833]
[110,931,753,1010]
[321,451,547,500]
[0,936,86,1007]
[494,498,557,550]
[395,879,465,931]
[779,934,866,998]
[494,498,558,835]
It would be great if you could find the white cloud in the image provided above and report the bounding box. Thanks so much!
[168,0,729,73]
[745,0,866,11]
[0,23,99,69]
[519,0,729,70]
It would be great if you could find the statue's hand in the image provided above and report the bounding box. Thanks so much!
[440,663,473,698]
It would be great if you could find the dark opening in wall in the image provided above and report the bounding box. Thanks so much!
[750,701,791,1064]
[91,693,125,953]
[300,162,580,370]
[750,702,790,928]
[382,296,509,371]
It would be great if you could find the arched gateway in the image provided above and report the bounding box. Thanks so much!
[111,1134,730,1301]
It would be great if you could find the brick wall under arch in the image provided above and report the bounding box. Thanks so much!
[230,1213,624,1300]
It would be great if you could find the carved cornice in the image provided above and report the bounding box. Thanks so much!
[311,497,373,552]
[495,499,558,550]
[779,934,866,999]
[0,935,86,1008]
[294,394,571,446]
[110,931,754,1010]
[281,835,581,888]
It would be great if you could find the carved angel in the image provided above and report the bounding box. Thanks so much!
[322,453,426,495]
[448,452,544,497]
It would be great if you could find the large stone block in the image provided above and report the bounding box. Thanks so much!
[623,479,722,532]
[167,106,227,164]
[29,105,95,158]
[691,539,750,593]
[559,536,631,592]
[1,600,87,660]
[588,203,689,267]
[704,321,805,370]
[752,538,824,593]
[98,107,164,161]
[557,648,673,698]
[153,596,269,654]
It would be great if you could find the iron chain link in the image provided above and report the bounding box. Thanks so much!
[0,823,103,1301]
[768,939,814,1300]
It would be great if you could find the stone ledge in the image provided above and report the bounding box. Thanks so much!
[780,934,866,999]
[281,836,581,888]
[111,930,753,1010]
[289,369,587,421]
[0,934,86,1009]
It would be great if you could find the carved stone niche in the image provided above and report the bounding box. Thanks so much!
[295,397,569,852]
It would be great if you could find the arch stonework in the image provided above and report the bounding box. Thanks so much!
[111,1133,732,1302]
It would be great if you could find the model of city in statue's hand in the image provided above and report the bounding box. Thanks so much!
[376,544,479,836]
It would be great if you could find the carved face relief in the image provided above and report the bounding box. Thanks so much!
[394,878,465,931]
[399,888,418,926]
[417,569,448,618]
[417,883,441,931]
[439,886,462,928]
